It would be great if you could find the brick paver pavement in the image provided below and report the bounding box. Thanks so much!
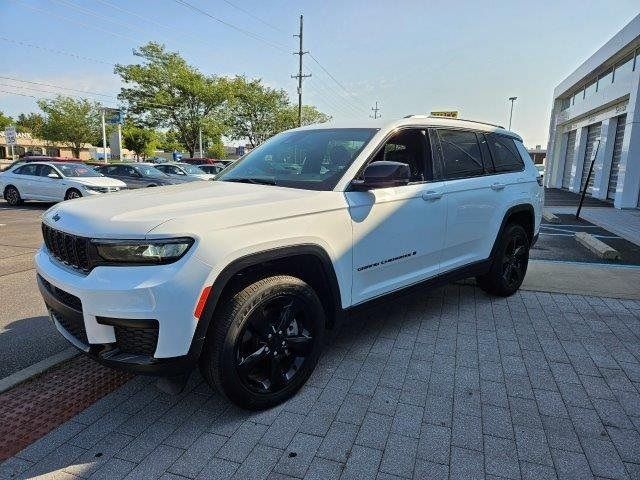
[1,284,640,480]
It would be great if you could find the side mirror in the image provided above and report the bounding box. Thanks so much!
[351,161,411,190]
[47,173,61,179]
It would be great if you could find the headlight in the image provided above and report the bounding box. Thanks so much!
[83,185,121,193]
[92,238,194,265]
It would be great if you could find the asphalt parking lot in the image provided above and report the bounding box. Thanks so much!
[0,202,69,378]
[531,214,640,266]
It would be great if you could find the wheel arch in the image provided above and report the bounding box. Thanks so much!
[195,244,343,354]
[490,203,535,258]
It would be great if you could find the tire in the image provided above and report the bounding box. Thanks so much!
[200,275,325,410]
[147,184,157,188]
[476,223,530,297]
[4,186,23,206]
[64,188,82,200]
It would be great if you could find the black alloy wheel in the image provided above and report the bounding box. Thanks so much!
[65,189,81,200]
[236,294,315,393]
[201,275,325,410]
[477,223,530,296]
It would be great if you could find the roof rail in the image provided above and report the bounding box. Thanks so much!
[404,114,506,130]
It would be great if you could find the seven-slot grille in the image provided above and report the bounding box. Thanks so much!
[42,223,92,271]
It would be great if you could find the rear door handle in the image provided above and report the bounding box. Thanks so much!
[421,190,443,201]
[491,182,506,191]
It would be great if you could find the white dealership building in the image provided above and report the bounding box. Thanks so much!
[545,14,640,209]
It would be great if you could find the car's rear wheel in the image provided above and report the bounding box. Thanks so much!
[64,188,82,200]
[4,186,23,206]
[200,275,325,410]
[476,223,530,296]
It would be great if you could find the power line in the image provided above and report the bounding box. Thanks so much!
[0,76,116,99]
[173,0,288,53]
[308,53,368,114]
[219,0,286,33]
[0,36,115,66]
[11,0,141,43]
[52,0,143,34]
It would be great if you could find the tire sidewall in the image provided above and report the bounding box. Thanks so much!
[5,186,20,206]
[65,189,81,200]
[216,278,325,409]
[497,223,529,292]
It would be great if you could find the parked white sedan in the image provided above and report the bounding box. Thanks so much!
[0,162,127,206]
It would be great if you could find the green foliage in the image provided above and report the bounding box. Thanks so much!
[206,139,226,159]
[15,112,44,136]
[122,122,157,159]
[156,129,183,152]
[0,111,13,130]
[115,42,228,157]
[225,77,330,147]
[37,96,101,158]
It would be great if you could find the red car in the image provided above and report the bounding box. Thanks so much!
[180,157,219,166]
[2,156,80,171]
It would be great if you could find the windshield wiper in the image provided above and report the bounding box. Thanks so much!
[223,177,277,186]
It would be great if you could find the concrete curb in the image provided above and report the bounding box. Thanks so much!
[0,348,79,394]
[575,231,621,260]
[542,211,561,224]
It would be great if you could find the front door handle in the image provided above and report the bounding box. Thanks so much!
[491,182,506,191]
[422,190,443,201]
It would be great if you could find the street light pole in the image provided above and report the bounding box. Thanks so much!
[101,109,108,164]
[508,96,517,130]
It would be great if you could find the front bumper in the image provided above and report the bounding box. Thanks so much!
[35,245,213,375]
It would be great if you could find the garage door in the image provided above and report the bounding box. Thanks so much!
[562,130,577,189]
[580,122,602,194]
[607,114,626,201]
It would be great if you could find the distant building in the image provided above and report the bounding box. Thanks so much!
[0,131,132,161]
[527,145,546,165]
[545,14,640,209]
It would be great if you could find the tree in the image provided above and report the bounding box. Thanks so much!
[0,111,12,130]
[16,112,44,136]
[206,139,226,159]
[122,122,157,159]
[115,42,228,157]
[225,77,329,148]
[37,96,101,158]
[156,129,183,153]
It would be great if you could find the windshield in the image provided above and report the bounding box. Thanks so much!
[180,164,206,174]
[135,165,168,178]
[217,128,378,190]
[57,164,103,177]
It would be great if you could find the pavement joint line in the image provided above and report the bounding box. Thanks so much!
[0,243,38,250]
[530,258,640,269]
[0,347,79,394]
[0,267,36,278]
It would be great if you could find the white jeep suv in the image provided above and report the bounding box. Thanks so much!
[35,116,543,409]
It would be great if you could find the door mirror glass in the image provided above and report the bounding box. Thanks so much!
[352,161,411,190]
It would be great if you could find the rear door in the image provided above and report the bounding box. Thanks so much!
[12,163,39,198]
[434,129,505,272]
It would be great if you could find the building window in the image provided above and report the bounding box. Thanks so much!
[584,79,597,99]
[572,88,584,105]
[597,68,613,90]
[613,53,634,83]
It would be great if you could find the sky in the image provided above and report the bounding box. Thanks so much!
[0,0,638,148]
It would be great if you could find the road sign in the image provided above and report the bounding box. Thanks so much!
[104,109,124,125]
[430,111,459,118]
[5,126,17,146]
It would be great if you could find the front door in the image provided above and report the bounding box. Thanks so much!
[346,128,447,305]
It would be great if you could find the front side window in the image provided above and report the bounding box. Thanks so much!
[56,164,102,177]
[180,164,205,174]
[135,165,170,178]
[437,129,484,179]
[37,165,58,177]
[218,128,378,191]
[368,129,429,182]
[487,134,524,172]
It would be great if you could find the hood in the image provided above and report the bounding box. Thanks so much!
[68,177,127,188]
[42,181,342,238]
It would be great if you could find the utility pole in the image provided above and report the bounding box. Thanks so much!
[292,14,311,127]
[198,126,203,158]
[101,109,107,164]
[370,101,381,119]
[508,96,517,130]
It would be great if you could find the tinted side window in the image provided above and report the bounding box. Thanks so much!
[487,134,524,172]
[477,134,495,174]
[16,164,38,176]
[437,129,484,179]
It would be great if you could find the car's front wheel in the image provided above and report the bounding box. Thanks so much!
[4,186,23,206]
[200,275,325,410]
[64,188,82,200]
[476,223,530,296]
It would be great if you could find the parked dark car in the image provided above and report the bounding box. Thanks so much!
[95,163,181,188]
